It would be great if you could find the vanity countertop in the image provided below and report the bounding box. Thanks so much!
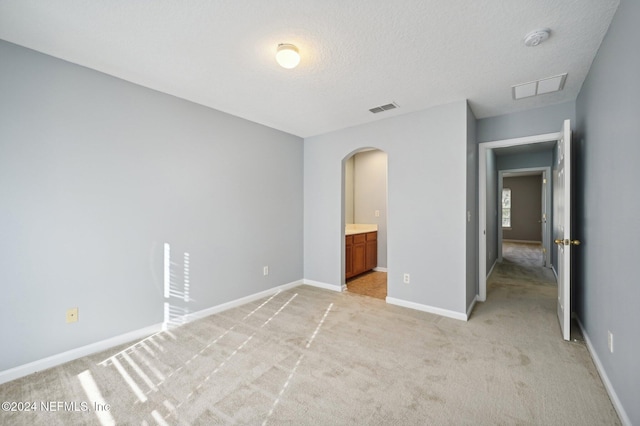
[345,224,378,236]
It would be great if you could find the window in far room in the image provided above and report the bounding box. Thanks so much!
[502,188,512,228]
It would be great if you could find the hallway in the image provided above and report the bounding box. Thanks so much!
[490,241,587,343]
[495,241,556,286]
[485,242,563,343]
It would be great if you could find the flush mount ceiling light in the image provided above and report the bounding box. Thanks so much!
[524,28,551,47]
[512,73,568,100]
[276,43,300,69]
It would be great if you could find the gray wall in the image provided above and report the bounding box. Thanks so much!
[466,104,478,308]
[344,156,355,223]
[496,150,553,171]
[304,101,470,314]
[353,150,388,268]
[574,0,640,423]
[0,40,304,371]
[485,150,498,272]
[477,101,575,143]
[502,175,542,242]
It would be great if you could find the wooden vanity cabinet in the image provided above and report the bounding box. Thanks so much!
[365,231,377,271]
[346,231,377,279]
[345,235,354,278]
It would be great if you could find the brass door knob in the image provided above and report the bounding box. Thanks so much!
[554,239,581,246]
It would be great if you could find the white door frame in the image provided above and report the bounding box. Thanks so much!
[498,167,551,266]
[341,147,389,291]
[478,132,561,302]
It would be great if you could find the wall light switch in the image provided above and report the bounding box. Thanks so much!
[66,307,78,323]
[263,266,269,276]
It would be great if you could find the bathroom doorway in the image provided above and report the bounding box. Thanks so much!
[342,148,388,299]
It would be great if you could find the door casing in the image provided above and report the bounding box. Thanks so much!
[478,132,562,302]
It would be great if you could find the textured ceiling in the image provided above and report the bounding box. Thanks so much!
[0,0,619,137]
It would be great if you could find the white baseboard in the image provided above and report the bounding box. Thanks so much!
[185,280,302,322]
[575,317,631,426]
[373,267,388,272]
[0,279,304,385]
[386,297,467,321]
[302,279,342,292]
[0,323,163,385]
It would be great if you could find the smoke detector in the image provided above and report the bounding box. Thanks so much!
[524,29,551,47]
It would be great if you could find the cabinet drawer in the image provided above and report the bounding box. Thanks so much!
[353,234,366,244]
[366,232,377,241]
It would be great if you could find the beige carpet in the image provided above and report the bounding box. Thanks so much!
[503,241,545,268]
[0,259,619,424]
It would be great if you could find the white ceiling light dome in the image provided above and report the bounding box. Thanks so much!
[276,43,300,69]
[524,28,551,47]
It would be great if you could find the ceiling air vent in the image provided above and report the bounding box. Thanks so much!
[512,73,567,100]
[369,102,399,114]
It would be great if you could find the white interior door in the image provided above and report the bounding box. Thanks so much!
[555,119,573,341]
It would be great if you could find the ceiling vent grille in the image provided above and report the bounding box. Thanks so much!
[512,74,567,100]
[369,102,399,114]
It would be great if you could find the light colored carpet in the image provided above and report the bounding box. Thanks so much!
[0,260,619,424]
[503,241,545,268]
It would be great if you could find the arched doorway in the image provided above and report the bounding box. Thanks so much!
[341,148,388,299]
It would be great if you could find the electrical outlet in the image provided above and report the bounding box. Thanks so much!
[375,210,380,217]
[608,330,614,353]
[263,266,269,276]
[403,273,410,284]
[66,307,78,323]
